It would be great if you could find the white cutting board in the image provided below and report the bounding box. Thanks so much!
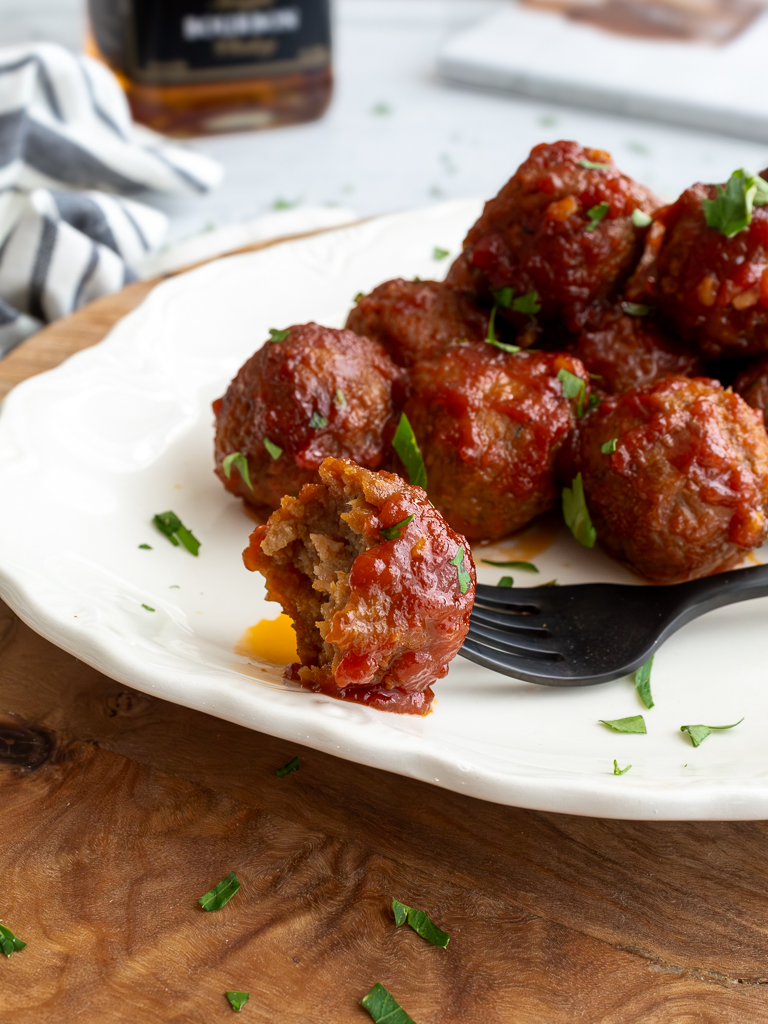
[438,3,768,143]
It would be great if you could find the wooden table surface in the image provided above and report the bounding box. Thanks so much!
[2,252,768,1023]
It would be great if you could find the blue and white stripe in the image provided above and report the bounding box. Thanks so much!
[0,43,222,355]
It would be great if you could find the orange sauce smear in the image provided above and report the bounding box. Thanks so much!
[235,614,298,665]
[472,512,561,564]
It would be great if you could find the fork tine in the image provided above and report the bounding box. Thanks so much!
[460,636,573,683]
[473,584,542,613]
[470,606,551,636]
[467,622,561,661]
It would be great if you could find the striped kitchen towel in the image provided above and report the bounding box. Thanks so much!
[0,43,223,355]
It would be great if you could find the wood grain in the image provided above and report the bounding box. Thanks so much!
[1,254,768,1022]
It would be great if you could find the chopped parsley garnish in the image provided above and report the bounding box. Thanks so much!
[222,451,253,491]
[587,393,600,412]
[538,579,559,586]
[631,209,653,228]
[308,411,328,429]
[141,604,155,612]
[226,992,249,1012]
[392,413,427,490]
[485,305,520,352]
[481,560,538,571]
[392,898,450,948]
[0,925,26,957]
[622,301,650,316]
[601,438,618,454]
[497,576,513,587]
[333,387,347,410]
[633,656,654,709]
[277,756,300,778]
[138,543,152,549]
[613,761,631,775]
[493,287,514,308]
[269,327,290,343]
[579,158,610,171]
[432,246,450,260]
[599,715,646,734]
[702,169,768,238]
[354,292,365,303]
[199,872,241,912]
[449,545,471,594]
[360,983,417,1024]
[153,511,201,556]
[380,514,414,541]
[511,291,542,316]
[586,202,610,231]
[557,367,587,417]
[263,437,282,461]
[680,718,744,747]
[562,473,596,549]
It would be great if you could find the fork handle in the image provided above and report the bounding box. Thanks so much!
[666,562,768,629]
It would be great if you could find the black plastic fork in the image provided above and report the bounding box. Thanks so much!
[460,563,768,685]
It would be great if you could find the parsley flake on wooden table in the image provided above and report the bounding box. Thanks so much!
[360,983,417,1024]
[449,545,471,594]
[392,413,427,490]
[0,924,25,957]
[562,473,596,549]
[392,898,450,948]
[600,716,647,734]
[152,511,200,556]
[222,452,253,491]
[680,718,744,747]
[277,756,300,778]
[225,991,249,1012]
[199,872,241,911]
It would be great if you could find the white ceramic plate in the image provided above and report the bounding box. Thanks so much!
[0,200,766,821]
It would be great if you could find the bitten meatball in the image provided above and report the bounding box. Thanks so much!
[243,457,476,715]
[567,376,768,583]
[734,355,768,429]
[404,343,591,541]
[630,182,768,358]
[213,323,404,518]
[344,278,491,367]
[446,140,660,332]
[568,303,703,394]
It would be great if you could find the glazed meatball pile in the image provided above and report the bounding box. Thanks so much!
[215,141,768,708]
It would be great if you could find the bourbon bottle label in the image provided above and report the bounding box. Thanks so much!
[88,0,331,85]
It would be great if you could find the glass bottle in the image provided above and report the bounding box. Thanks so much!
[86,0,332,137]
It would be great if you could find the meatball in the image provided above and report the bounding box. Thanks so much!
[404,342,590,542]
[567,376,768,583]
[213,323,404,518]
[632,182,768,358]
[734,355,768,429]
[569,303,703,394]
[344,278,491,367]
[243,457,476,715]
[446,140,660,332]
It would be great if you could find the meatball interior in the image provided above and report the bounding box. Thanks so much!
[345,278,490,367]
[629,183,768,358]
[447,140,660,331]
[243,457,476,715]
[214,323,404,518]
[405,343,590,542]
[569,303,702,394]
[567,376,768,584]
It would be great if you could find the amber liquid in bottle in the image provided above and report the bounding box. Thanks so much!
[86,0,332,137]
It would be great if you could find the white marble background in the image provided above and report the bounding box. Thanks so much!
[3,0,768,248]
